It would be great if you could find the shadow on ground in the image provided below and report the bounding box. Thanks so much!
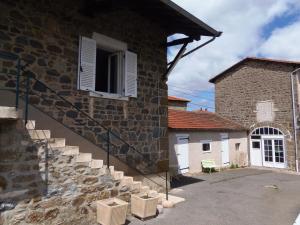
[171,175,205,188]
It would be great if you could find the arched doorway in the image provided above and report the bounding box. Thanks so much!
[250,127,286,168]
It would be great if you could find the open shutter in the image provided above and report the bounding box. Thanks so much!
[124,51,137,98]
[78,36,96,91]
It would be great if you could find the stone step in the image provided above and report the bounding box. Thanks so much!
[140,186,150,193]
[132,181,142,191]
[47,138,66,148]
[120,176,134,187]
[76,153,92,163]
[0,106,21,120]
[109,166,114,174]
[61,146,80,156]
[28,129,51,139]
[90,159,104,169]
[25,120,36,129]
[113,171,124,180]
[148,190,159,197]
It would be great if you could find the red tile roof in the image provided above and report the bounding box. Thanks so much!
[209,57,300,83]
[168,109,246,131]
[168,96,190,102]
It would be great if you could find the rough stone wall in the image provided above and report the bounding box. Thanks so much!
[0,0,169,172]
[0,120,44,208]
[0,119,134,225]
[214,60,298,169]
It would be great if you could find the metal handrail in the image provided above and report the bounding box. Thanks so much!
[0,54,167,190]
[3,78,165,187]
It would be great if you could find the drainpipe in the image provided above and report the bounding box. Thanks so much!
[290,68,300,173]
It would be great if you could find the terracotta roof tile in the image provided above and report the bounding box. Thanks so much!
[168,109,246,131]
[168,96,190,102]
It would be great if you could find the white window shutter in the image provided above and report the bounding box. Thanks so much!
[78,36,96,91]
[124,51,137,98]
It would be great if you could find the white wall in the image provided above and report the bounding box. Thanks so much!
[169,130,248,174]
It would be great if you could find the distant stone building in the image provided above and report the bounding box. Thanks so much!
[168,96,190,111]
[210,57,300,171]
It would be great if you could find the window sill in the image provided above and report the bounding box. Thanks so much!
[89,91,129,101]
[203,151,212,153]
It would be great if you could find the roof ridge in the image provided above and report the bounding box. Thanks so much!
[209,56,300,83]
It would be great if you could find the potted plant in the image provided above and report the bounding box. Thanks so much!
[97,198,128,225]
[131,193,160,220]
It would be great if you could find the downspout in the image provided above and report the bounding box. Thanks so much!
[290,68,300,173]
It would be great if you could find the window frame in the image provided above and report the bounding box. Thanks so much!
[89,33,128,100]
[201,140,212,153]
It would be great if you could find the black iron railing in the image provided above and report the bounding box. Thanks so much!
[0,53,168,193]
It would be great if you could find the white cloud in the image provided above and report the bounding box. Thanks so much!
[258,19,300,60]
[167,0,300,94]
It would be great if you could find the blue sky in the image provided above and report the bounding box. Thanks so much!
[167,0,300,111]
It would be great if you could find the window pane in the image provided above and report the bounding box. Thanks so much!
[260,128,264,134]
[95,49,110,92]
[252,141,260,148]
[269,128,274,135]
[109,55,118,93]
[264,127,269,135]
[203,143,210,151]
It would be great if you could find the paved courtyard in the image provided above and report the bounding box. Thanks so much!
[128,168,300,225]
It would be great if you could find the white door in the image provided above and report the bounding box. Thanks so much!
[221,133,230,166]
[176,136,189,174]
[250,140,263,166]
[263,138,285,168]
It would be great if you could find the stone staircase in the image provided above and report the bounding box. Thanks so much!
[26,119,155,197]
[1,108,165,224]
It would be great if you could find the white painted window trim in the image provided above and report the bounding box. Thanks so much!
[92,32,127,51]
[84,33,129,101]
[89,91,128,101]
[201,140,212,153]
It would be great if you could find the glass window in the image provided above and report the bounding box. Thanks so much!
[201,141,211,152]
[235,143,240,151]
[252,141,260,149]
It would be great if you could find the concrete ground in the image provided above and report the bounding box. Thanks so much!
[128,168,300,225]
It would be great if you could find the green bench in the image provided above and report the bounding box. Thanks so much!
[201,160,219,174]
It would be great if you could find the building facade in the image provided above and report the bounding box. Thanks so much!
[168,97,248,174]
[210,57,300,171]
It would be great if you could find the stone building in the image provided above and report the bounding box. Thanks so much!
[210,57,300,171]
[168,96,190,111]
[0,0,220,223]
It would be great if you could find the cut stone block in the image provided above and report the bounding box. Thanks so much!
[90,159,104,168]
[109,166,114,174]
[28,129,51,139]
[113,171,124,180]
[120,176,133,187]
[61,146,79,156]
[0,106,20,120]
[148,190,159,197]
[25,120,35,129]
[47,138,66,148]
[131,181,142,191]
[131,194,159,219]
[140,186,150,194]
[76,153,92,163]
[97,198,128,225]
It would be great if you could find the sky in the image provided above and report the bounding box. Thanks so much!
[167,0,300,111]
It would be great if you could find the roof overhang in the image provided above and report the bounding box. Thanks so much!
[81,0,221,39]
